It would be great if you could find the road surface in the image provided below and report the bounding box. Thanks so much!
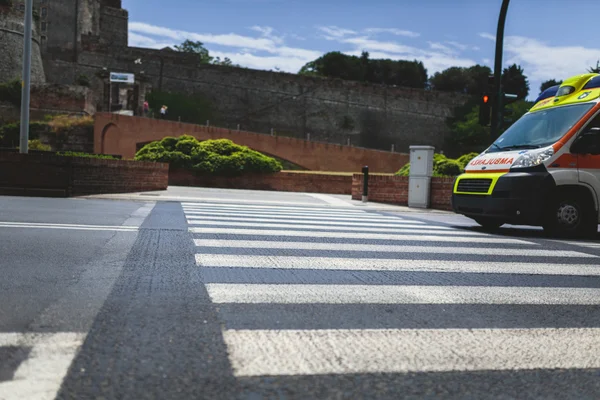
[1,189,600,399]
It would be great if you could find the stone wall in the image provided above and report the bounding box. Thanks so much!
[45,47,469,153]
[0,84,95,124]
[170,169,352,195]
[0,150,168,197]
[0,7,45,83]
[99,6,127,47]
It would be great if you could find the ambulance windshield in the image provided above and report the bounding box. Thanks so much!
[488,103,595,153]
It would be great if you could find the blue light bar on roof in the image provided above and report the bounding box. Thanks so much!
[534,85,560,103]
[583,75,600,90]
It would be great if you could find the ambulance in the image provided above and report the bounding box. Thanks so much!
[452,73,600,238]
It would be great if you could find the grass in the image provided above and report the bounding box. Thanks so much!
[47,115,94,133]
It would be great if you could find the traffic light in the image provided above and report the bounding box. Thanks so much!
[478,93,491,126]
[500,93,518,127]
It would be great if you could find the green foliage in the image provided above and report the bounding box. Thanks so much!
[174,40,213,63]
[0,0,14,7]
[434,159,462,177]
[28,140,51,151]
[456,152,479,169]
[0,79,22,107]
[146,90,214,125]
[502,64,530,100]
[135,136,283,176]
[75,74,90,87]
[588,61,600,74]
[56,151,118,159]
[395,152,475,178]
[0,121,47,147]
[396,163,410,177]
[429,65,492,95]
[173,40,240,67]
[540,79,562,94]
[299,51,428,89]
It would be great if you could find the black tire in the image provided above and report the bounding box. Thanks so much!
[474,217,504,230]
[542,191,598,239]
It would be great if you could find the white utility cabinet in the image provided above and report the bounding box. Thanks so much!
[408,145,435,208]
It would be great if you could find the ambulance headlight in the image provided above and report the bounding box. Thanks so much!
[511,146,554,169]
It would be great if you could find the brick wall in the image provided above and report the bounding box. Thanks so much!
[430,177,455,211]
[351,174,455,211]
[170,169,352,195]
[0,151,168,197]
[352,174,409,205]
[95,113,410,173]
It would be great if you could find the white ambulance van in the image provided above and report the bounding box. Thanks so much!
[452,73,600,238]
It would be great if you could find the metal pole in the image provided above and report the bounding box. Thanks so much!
[19,0,34,154]
[362,166,369,203]
[491,0,510,141]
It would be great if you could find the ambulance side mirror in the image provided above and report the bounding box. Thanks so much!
[572,127,600,155]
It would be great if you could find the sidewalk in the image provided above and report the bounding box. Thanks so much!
[82,186,453,215]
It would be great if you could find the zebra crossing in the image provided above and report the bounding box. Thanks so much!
[183,201,600,379]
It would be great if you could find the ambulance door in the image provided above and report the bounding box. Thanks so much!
[575,112,600,218]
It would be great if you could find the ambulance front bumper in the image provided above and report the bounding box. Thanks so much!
[451,171,555,224]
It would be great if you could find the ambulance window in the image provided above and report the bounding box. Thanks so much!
[587,113,600,129]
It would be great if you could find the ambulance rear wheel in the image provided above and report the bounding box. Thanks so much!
[543,191,597,238]
[474,217,504,230]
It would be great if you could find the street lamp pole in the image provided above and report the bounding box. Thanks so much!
[19,0,34,154]
[491,0,510,141]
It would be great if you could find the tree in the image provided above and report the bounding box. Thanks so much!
[502,64,529,100]
[298,51,428,89]
[213,57,238,67]
[428,65,492,95]
[540,79,562,93]
[588,60,600,74]
[429,67,469,93]
[174,40,213,64]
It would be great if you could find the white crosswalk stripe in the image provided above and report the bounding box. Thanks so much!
[190,227,530,243]
[183,207,425,221]
[187,219,453,232]
[185,201,600,378]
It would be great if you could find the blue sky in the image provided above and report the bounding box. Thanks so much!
[124,0,600,100]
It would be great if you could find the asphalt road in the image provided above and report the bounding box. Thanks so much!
[1,189,600,400]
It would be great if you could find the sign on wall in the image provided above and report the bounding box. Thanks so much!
[109,72,135,84]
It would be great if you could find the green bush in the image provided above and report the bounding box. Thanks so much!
[456,152,479,169]
[395,152,479,177]
[75,74,90,87]
[0,79,22,107]
[434,159,462,177]
[0,121,48,147]
[135,136,283,176]
[395,163,411,177]
[28,140,51,151]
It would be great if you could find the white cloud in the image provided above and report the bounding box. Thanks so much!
[364,28,420,38]
[428,41,456,54]
[129,22,276,52]
[318,26,357,39]
[445,41,468,51]
[479,33,496,41]
[128,22,320,73]
[479,32,600,82]
[250,25,283,44]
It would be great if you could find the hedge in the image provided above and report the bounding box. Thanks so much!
[395,152,479,177]
[135,136,283,176]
